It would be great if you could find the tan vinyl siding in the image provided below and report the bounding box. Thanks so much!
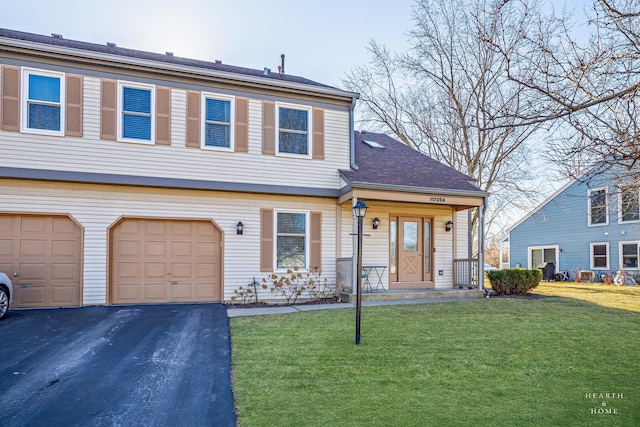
[155,86,171,146]
[0,180,338,304]
[262,100,275,155]
[186,90,200,147]
[260,208,274,272]
[100,79,117,140]
[312,108,324,160]
[65,74,83,137]
[234,97,248,152]
[1,65,20,131]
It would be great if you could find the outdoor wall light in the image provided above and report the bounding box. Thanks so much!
[236,221,244,235]
[445,220,453,232]
[372,217,380,229]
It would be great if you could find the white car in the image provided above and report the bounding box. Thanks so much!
[0,272,13,320]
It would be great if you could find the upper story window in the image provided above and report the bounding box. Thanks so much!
[277,104,311,156]
[620,188,640,223]
[203,94,234,150]
[21,68,65,136]
[276,211,308,270]
[588,188,608,226]
[590,242,609,270]
[118,81,154,143]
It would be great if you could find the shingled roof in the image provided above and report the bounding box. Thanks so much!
[0,28,339,91]
[340,131,487,196]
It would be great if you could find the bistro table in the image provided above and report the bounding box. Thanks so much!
[362,265,387,292]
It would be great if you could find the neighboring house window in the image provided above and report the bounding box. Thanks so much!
[620,188,640,223]
[588,188,608,226]
[276,211,307,269]
[529,246,558,269]
[277,104,311,156]
[620,242,639,269]
[590,243,609,270]
[202,94,233,149]
[21,68,64,135]
[118,81,154,142]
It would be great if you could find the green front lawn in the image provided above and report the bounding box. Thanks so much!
[230,285,640,426]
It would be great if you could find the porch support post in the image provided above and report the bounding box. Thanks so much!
[478,198,487,291]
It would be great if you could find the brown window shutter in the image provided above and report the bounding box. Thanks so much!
[186,90,201,147]
[235,97,249,152]
[312,108,325,160]
[65,74,83,137]
[1,66,20,132]
[156,86,171,146]
[260,208,274,272]
[262,101,275,155]
[100,79,117,140]
[310,211,322,272]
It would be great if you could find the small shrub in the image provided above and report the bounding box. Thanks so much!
[262,267,337,305]
[487,269,541,296]
[230,278,259,305]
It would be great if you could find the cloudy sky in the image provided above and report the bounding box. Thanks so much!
[2,0,415,88]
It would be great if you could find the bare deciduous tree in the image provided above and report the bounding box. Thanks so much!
[343,0,549,235]
[493,0,640,190]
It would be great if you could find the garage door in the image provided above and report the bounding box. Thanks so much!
[111,218,222,304]
[0,214,82,308]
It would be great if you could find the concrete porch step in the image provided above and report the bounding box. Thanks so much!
[338,288,485,303]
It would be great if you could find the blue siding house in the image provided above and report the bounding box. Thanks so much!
[505,172,640,282]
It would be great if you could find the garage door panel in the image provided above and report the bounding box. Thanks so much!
[52,217,79,234]
[19,263,47,280]
[145,241,167,257]
[171,241,192,257]
[0,216,14,232]
[111,218,221,305]
[20,240,46,257]
[21,217,46,233]
[144,283,167,300]
[52,240,79,257]
[118,240,140,257]
[0,239,12,256]
[116,262,141,279]
[116,283,141,301]
[17,285,46,305]
[51,285,79,304]
[51,263,78,280]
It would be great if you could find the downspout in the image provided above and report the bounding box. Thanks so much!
[350,97,359,171]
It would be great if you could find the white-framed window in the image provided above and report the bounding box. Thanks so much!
[590,242,609,270]
[117,81,155,143]
[201,93,234,150]
[528,245,559,270]
[588,188,608,226]
[619,241,639,269]
[276,103,311,157]
[21,67,65,136]
[619,187,640,223]
[275,210,308,270]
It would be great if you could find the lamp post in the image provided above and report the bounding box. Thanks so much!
[353,200,368,345]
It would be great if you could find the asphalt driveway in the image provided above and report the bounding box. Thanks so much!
[0,304,236,426]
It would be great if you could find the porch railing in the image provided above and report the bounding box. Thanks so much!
[454,258,479,288]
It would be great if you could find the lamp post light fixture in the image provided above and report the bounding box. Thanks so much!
[372,217,380,230]
[353,200,368,345]
[236,221,244,235]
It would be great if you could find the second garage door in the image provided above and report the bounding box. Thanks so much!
[110,218,222,305]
